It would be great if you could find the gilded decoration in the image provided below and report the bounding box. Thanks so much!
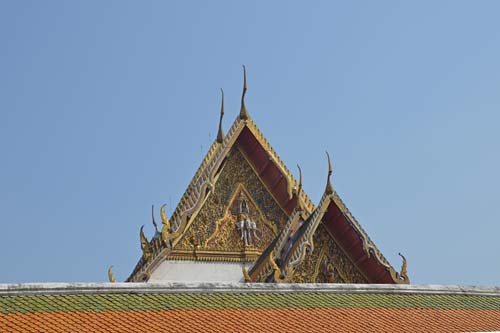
[204,184,277,250]
[291,224,368,283]
[175,148,287,260]
[107,266,116,283]
[127,69,405,284]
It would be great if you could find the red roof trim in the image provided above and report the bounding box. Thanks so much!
[322,200,394,283]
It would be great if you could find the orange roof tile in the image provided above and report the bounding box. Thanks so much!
[1,283,499,333]
[2,308,500,333]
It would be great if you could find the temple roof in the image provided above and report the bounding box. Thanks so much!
[128,114,316,281]
[1,282,500,332]
[127,68,407,284]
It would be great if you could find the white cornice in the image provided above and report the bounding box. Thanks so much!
[1,282,499,297]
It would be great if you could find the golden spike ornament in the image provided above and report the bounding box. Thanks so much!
[398,252,410,283]
[216,88,225,144]
[140,225,151,260]
[160,204,171,231]
[160,204,171,245]
[151,205,159,234]
[325,151,333,195]
[161,203,187,243]
[108,265,116,283]
[239,65,249,120]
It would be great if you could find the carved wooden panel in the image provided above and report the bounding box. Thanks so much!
[176,148,288,257]
[291,224,368,283]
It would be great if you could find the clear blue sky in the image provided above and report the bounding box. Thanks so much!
[1,1,499,286]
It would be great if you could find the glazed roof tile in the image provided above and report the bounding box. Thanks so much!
[1,283,499,332]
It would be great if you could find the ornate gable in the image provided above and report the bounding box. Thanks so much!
[290,223,369,283]
[126,67,408,285]
[171,147,287,262]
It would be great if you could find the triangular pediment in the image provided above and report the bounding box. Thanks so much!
[127,114,315,282]
[127,73,407,285]
[170,148,287,261]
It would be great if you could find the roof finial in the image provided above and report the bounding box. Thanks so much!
[151,205,159,233]
[216,88,225,143]
[160,204,171,246]
[239,65,249,120]
[325,151,333,195]
[296,164,303,210]
[140,225,151,260]
[108,265,116,283]
[398,252,410,283]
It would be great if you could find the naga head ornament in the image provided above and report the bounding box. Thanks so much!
[160,204,172,246]
[107,265,116,283]
[160,204,170,231]
[139,225,150,252]
[397,252,410,283]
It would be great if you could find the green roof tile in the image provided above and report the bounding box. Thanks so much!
[1,292,499,315]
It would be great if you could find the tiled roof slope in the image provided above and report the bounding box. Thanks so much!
[1,283,499,333]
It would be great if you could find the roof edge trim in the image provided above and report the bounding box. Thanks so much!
[1,282,499,297]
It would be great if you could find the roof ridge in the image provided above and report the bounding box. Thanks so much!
[245,118,315,213]
[128,117,246,281]
[168,116,243,231]
[2,282,499,297]
[331,191,393,270]
[284,191,332,272]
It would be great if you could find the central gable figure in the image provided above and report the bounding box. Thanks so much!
[127,67,409,285]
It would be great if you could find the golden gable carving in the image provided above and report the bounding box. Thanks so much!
[171,148,287,262]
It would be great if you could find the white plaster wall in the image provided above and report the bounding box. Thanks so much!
[148,260,245,283]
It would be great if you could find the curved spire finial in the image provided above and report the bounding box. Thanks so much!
[216,88,225,143]
[325,151,333,195]
[151,205,159,233]
[108,265,116,283]
[160,204,171,246]
[239,65,249,120]
[140,225,151,260]
[160,204,170,231]
[140,225,148,250]
[398,252,410,283]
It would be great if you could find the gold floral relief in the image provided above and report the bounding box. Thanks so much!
[204,184,277,251]
[291,224,368,283]
[176,148,288,258]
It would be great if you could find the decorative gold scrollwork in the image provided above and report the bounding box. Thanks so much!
[397,252,410,283]
[160,204,171,246]
[242,264,253,282]
[140,225,151,260]
[269,252,284,283]
[290,224,369,283]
